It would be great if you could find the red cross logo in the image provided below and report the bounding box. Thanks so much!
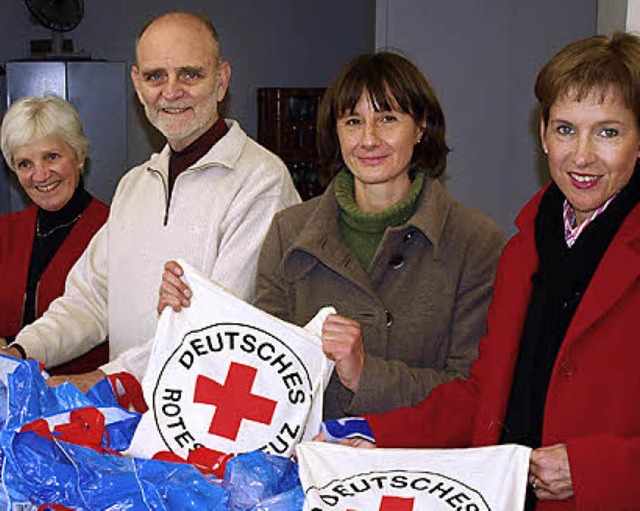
[193,362,277,441]
[347,496,415,511]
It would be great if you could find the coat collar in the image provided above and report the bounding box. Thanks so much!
[513,184,549,236]
[409,176,453,257]
[513,183,640,348]
[289,175,452,253]
[281,174,453,293]
[282,179,370,289]
[144,119,247,179]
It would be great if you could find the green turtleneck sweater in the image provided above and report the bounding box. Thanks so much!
[334,168,425,270]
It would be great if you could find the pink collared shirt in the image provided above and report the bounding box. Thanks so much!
[563,194,618,248]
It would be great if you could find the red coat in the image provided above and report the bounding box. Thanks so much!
[366,188,640,511]
[0,198,109,373]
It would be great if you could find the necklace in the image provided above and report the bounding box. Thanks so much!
[36,213,82,238]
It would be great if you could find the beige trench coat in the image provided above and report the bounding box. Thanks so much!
[254,176,504,419]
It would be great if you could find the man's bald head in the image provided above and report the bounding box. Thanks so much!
[131,11,231,151]
[136,12,222,64]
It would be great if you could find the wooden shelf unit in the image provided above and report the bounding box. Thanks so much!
[258,87,326,200]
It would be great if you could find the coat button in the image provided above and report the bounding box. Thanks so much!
[389,255,405,269]
[558,360,573,378]
[385,310,393,327]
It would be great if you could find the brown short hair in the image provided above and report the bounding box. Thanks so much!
[535,32,640,127]
[317,51,450,180]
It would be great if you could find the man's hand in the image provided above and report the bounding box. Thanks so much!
[312,432,376,448]
[47,369,107,394]
[529,443,574,501]
[1,346,24,359]
[321,314,365,392]
[158,260,192,314]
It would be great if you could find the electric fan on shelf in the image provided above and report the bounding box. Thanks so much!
[25,0,86,58]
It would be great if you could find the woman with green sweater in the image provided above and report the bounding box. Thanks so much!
[159,52,505,419]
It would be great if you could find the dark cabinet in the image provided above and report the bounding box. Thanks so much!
[258,87,326,200]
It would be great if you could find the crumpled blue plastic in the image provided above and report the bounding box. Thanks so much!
[0,356,100,431]
[1,430,228,509]
[0,356,140,452]
[224,450,302,510]
[0,355,306,510]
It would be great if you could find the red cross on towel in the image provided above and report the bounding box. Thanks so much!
[194,362,277,441]
[348,495,415,511]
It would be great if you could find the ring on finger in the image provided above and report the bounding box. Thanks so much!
[531,477,538,490]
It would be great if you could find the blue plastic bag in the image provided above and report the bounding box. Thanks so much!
[0,355,140,452]
[1,430,229,510]
[0,356,91,431]
[224,450,302,510]
[250,487,305,511]
[0,355,307,510]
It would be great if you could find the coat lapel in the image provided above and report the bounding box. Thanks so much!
[285,176,450,299]
[477,197,540,442]
[563,204,640,346]
[283,182,377,297]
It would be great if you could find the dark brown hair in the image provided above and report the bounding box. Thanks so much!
[317,51,450,180]
[535,32,640,127]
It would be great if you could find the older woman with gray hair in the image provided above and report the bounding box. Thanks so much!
[0,95,109,373]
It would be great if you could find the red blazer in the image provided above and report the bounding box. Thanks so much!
[367,188,640,511]
[0,198,109,373]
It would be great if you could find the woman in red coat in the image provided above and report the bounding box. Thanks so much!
[0,95,109,373]
[329,33,640,511]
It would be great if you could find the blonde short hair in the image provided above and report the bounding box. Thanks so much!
[1,95,89,171]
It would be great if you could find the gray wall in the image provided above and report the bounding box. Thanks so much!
[377,1,597,233]
[0,1,600,227]
[0,0,375,201]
